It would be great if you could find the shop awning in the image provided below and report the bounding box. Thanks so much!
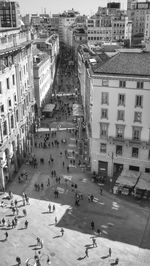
[135,173,150,191]
[42,104,55,113]
[116,170,140,188]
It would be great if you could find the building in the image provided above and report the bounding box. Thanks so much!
[34,33,59,83]
[87,5,128,44]
[78,45,150,179]
[58,9,79,44]
[144,9,150,42]
[33,49,51,116]
[0,0,21,29]
[22,14,31,27]
[127,1,150,45]
[0,29,35,190]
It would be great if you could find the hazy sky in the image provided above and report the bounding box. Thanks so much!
[18,0,128,16]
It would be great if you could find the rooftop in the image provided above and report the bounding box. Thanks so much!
[93,50,150,77]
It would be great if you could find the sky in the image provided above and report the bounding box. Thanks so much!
[18,0,128,16]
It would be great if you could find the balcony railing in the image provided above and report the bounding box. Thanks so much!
[0,31,31,51]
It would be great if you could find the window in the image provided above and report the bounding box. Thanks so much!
[101,92,109,105]
[102,80,108,86]
[14,95,17,102]
[132,127,141,141]
[134,112,142,122]
[12,74,15,85]
[100,143,107,153]
[117,110,125,121]
[0,82,2,94]
[8,100,11,107]
[100,123,108,138]
[145,168,150,173]
[132,147,139,158]
[137,81,143,89]
[11,115,14,128]
[1,105,4,113]
[118,94,125,106]
[135,95,143,107]
[116,125,125,139]
[6,78,9,89]
[16,110,19,122]
[3,121,7,136]
[116,145,123,155]
[19,71,21,81]
[119,80,126,88]
[101,109,108,119]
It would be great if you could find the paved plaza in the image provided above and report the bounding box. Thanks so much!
[0,127,150,266]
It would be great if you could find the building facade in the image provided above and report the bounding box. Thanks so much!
[0,29,35,190]
[33,52,51,116]
[87,5,128,44]
[0,0,21,29]
[127,1,150,44]
[78,46,150,179]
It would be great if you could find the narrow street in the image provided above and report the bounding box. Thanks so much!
[0,45,150,266]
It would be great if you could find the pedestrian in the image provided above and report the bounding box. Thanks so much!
[63,161,65,168]
[48,203,51,213]
[67,166,69,172]
[91,221,95,230]
[60,228,64,236]
[85,248,89,257]
[2,217,5,226]
[36,237,40,246]
[53,205,55,212]
[25,220,28,229]
[12,219,15,228]
[92,238,97,247]
[14,199,18,207]
[109,247,112,257]
[41,183,44,190]
[100,187,103,195]
[5,231,8,240]
[26,196,29,205]
[115,258,119,264]
[47,178,50,186]
[16,256,21,265]
[40,239,44,248]
[88,195,91,203]
[23,209,27,216]
[55,216,57,225]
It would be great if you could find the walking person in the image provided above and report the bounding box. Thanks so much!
[109,247,112,257]
[60,228,64,236]
[48,203,51,213]
[25,220,28,229]
[92,238,97,247]
[23,209,27,216]
[55,216,57,225]
[40,239,44,248]
[52,204,55,212]
[85,248,89,257]
[91,220,95,230]
[5,231,8,240]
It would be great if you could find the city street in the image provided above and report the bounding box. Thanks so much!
[0,46,150,266]
[0,127,150,265]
